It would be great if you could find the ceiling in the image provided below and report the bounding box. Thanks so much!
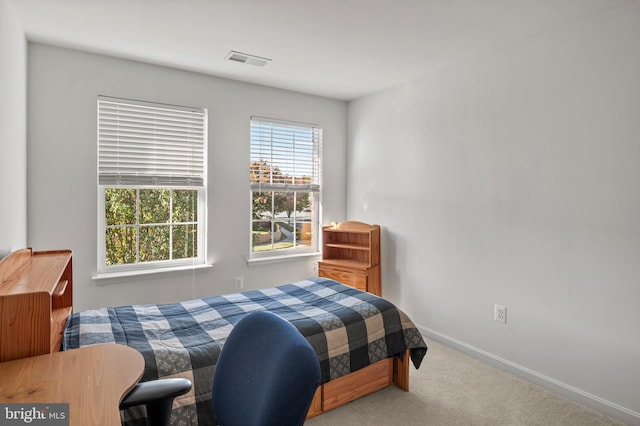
[12,0,633,101]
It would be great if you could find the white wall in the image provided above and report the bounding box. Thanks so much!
[27,43,347,310]
[0,0,27,257]
[348,2,640,423]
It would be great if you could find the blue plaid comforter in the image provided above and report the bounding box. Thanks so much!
[63,277,427,425]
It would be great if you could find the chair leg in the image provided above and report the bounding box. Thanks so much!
[145,398,175,426]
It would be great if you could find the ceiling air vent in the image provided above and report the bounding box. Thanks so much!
[225,51,271,67]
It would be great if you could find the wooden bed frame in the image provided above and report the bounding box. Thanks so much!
[307,349,410,418]
[1,248,412,419]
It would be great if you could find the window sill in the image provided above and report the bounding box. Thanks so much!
[246,252,321,265]
[93,263,212,283]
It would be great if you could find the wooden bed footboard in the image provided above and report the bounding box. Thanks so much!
[306,349,410,418]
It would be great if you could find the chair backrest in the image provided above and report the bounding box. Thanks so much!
[212,311,321,426]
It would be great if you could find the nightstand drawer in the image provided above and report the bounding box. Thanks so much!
[318,268,367,291]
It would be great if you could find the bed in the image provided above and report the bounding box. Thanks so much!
[63,277,427,425]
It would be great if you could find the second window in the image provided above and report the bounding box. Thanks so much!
[249,117,322,258]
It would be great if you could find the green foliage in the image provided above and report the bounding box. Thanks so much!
[252,191,272,220]
[173,224,197,259]
[139,225,170,262]
[140,189,170,224]
[173,190,198,222]
[275,192,310,218]
[105,226,136,265]
[104,188,198,266]
[105,188,136,225]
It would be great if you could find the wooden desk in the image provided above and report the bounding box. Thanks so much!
[0,344,144,426]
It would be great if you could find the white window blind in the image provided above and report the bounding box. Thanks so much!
[98,96,206,186]
[250,117,322,191]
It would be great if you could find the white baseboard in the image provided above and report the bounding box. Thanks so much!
[418,325,640,426]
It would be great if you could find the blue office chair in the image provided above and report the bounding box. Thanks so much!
[212,311,321,426]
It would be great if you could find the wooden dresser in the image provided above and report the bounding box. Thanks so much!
[318,221,381,296]
[0,248,73,362]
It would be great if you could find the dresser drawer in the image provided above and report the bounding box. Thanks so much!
[318,267,367,292]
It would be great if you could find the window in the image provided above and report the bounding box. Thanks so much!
[97,96,207,274]
[250,117,322,258]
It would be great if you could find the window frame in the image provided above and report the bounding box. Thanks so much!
[249,117,322,260]
[96,97,207,275]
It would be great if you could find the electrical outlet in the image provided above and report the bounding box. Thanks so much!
[494,304,507,324]
[234,276,244,290]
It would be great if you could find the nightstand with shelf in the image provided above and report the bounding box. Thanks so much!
[318,221,381,296]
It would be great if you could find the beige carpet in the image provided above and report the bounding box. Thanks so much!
[306,338,625,426]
